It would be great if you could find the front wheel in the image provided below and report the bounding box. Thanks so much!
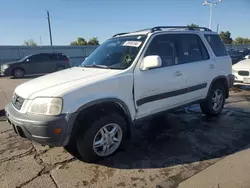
[13,68,24,78]
[76,113,127,163]
[200,84,226,117]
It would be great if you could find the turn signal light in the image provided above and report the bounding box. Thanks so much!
[54,128,62,135]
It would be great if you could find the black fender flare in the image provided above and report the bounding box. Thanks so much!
[67,98,133,140]
[206,76,229,99]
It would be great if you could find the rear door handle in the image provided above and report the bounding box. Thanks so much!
[210,64,215,69]
[175,71,182,77]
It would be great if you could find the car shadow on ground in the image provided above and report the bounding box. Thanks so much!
[94,107,250,170]
[0,109,6,121]
[10,75,42,79]
[233,84,250,91]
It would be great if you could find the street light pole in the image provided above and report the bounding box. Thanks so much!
[209,3,213,30]
[203,0,222,30]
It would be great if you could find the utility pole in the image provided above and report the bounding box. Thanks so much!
[47,11,54,52]
[203,0,222,30]
[216,24,220,33]
[40,36,43,46]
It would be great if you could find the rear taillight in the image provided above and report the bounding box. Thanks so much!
[65,59,70,63]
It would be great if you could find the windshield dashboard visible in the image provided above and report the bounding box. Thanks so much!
[81,35,147,70]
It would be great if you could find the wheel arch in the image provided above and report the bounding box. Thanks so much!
[69,98,133,141]
[207,76,229,99]
[11,67,25,76]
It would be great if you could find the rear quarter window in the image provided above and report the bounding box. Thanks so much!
[48,54,68,61]
[204,34,228,57]
[60,55,69,60]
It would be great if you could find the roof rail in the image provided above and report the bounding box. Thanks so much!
[150,26,212,32]
[133,28,152,33]
[112,26,212,38]
[113,32,129,37]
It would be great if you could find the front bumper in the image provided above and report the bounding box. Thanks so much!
[0,68,10,76]
[5,103,76,146]
[233,72,250,84]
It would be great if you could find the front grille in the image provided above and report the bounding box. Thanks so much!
[238,71,249,76]
[12,93,24,110]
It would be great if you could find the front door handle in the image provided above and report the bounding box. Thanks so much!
[210,64,215,69]
[175,71,182,77]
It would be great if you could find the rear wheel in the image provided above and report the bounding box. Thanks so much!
[76,113,127,163]
[200,83,226,117]
[13,68,24,78]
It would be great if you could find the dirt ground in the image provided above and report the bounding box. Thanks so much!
[0,77,250,188]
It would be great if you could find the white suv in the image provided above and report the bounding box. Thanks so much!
[5,26,234,162]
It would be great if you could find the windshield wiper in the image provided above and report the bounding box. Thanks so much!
[83,64,109,69]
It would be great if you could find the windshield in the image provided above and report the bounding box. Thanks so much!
[81,35,147,69]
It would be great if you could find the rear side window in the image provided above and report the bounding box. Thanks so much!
[59,55,69,60]
[204,34,228,57]
[176,34,209,64]
[47,54,68,61]
[29,54,49,62]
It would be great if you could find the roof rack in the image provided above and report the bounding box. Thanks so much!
[112,26,212,38]
[150,26,212,32]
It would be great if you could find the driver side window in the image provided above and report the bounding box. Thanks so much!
[145,34,177,68]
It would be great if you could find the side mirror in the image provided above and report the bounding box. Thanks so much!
[140,55,162,71]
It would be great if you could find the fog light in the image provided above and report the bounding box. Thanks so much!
[54,128,62,135]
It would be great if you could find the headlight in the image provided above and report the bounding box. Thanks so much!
[232,67,237,74]
[1,64,9,69]
[27,98,63,115]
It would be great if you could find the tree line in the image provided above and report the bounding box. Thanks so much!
[70,37,99,46]
[23,37,100,46]
[187,23,250,45]
[219,31,250,45]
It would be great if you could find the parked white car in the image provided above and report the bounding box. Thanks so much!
[232,59,250,84]
[244,55,250,59]
[5,26,234,162]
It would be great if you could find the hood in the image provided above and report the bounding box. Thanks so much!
[15,67,122,99]
[2,61,19,66]
[232,59,250,70]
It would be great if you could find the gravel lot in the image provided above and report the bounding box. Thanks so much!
[0,77,250,188]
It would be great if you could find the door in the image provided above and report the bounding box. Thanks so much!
[22,54,44,75]
[174,34,212,102]
[203,34,231,80]
[43,54,56,73]
[22,54,51,75]
[134,34,187,119]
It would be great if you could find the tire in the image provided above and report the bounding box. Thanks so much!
[76,113,127,163]
[13,68,24,78]
[200,83,226,117]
